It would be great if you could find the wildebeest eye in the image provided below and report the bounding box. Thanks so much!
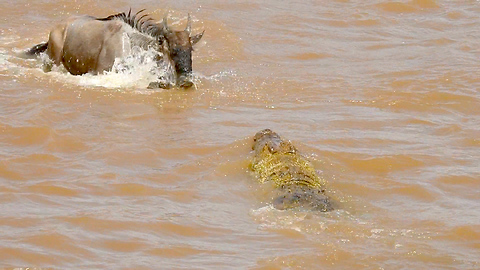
[171,48,182,57]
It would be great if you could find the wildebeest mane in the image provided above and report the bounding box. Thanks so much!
[97,9,163,40]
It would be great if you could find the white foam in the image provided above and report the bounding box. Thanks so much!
[251,205,315,232]
[3,36,228,91]
[54,47,175,89]
[0,42,175,90]
[0,49,11,72]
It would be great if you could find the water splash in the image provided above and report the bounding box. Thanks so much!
[6,44,176,90]
[3,32,233,92]
[0,49,11,72]
[250,204,350,234]
[76,46,175,89]
[251,205,319,232]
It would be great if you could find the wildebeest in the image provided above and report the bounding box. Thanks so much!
[25,10,204,88]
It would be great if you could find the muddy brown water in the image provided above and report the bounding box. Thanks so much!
[1,0,479,269]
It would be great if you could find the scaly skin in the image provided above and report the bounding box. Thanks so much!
[250,129,334,211]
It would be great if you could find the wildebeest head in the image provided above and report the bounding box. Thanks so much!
[158,14,204,88]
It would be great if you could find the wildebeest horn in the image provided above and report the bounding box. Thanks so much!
[185,13,192,34]
[162,15,170,32]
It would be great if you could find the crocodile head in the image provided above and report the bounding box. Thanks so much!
[253,129,296,156]
[253,129,279,151]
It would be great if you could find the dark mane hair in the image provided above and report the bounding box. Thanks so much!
[97,9,163,39]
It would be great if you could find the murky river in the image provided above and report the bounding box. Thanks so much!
[1,0,479,269]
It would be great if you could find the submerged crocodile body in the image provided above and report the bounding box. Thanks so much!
[250,129,334,211]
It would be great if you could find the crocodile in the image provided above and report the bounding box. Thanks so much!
[250,129,334,211]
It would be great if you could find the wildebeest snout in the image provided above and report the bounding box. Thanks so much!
[172,48,194,88]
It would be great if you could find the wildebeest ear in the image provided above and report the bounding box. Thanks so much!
[191,30,205,46]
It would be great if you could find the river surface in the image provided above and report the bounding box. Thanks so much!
[1,0,479,269]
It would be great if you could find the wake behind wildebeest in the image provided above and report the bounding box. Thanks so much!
[25,9,204,89]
